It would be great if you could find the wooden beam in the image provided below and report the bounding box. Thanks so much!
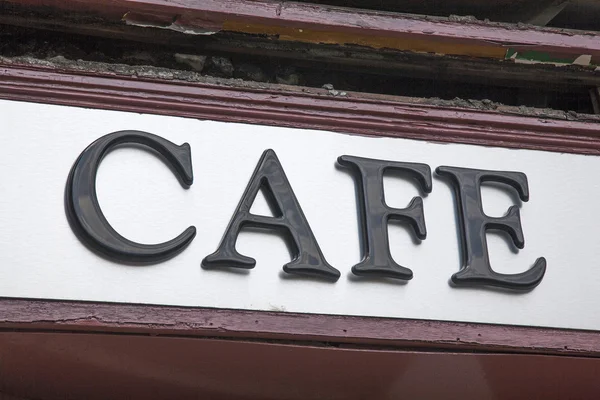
[3,298,600,357]
[1,11,599,93]
[2,0,600,60]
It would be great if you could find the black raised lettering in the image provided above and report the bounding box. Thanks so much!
[65,130,196,264]
[436,166,546,290]
[338,155,432,280]
[202,149,340,280]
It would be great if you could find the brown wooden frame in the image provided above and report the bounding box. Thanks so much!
[1,58,600,358]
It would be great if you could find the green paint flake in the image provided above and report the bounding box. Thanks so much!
[506,48,595,66]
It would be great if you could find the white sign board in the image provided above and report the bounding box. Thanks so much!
[1,99,599,330]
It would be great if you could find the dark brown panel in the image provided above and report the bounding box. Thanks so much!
[1,332,600,400]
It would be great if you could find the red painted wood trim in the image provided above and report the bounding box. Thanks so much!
[1,62,599,155]
[1,298,599,357]
[5,0,600,58]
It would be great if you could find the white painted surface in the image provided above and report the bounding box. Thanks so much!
[1,99,599,330]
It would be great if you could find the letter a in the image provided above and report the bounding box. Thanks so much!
[202,149,340,281]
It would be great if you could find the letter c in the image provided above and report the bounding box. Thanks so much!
[65,130,196,264]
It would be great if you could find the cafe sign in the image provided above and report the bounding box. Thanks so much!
[1,100,599,330]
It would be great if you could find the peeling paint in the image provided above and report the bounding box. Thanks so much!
[123,12,220,35]
[5,0,600,64]
[507,48,596,67]
[222,21,507,59]
[3,55,599,123]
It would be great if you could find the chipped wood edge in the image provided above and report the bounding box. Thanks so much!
[1,61,600,155]
[1,298,600,357]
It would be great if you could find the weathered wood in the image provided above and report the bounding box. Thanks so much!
[2,0,600,60]
[0,60,599,155]
[2,13,598,92]
[1,298,600,357]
